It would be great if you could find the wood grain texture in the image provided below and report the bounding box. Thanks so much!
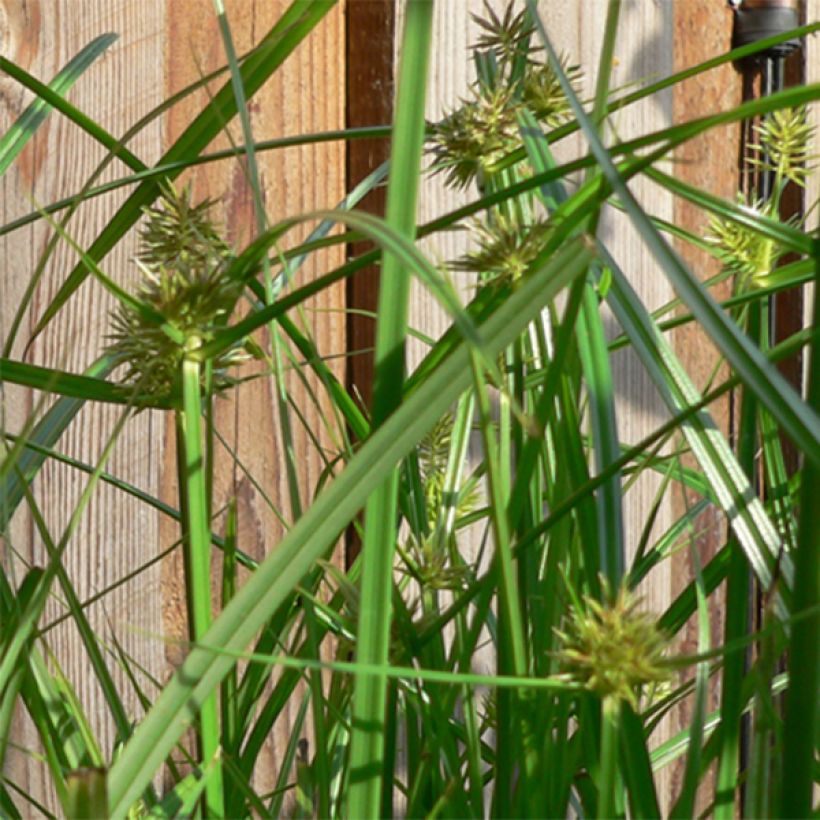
[345,0,394,416]
[1,0,345,809]
[672,1,742,812]
[161,0,345,797]
[1,1,166,811]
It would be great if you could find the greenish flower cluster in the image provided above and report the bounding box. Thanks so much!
[557,585,672,710]
[405,412,477,592]
[427,2,581,190]
[706,193,779,287]
[453,213,553,288]
[107,184,249,402]
[707,106,814,290]
[750,105,815,189]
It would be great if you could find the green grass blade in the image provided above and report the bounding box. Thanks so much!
[601,251,789,609]
[0,126,390,240]
[178,355,223,815]
[0,358,134,405]
[578,280,625,586]
[347,3,434,815]
[779,242,820,819]
[0,356,113,531]
[0,34,124,175]
[619,703,660,819]
[29,0,337,343]
[669,548,710,818]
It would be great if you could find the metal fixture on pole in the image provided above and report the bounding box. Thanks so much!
[732,0,802,201]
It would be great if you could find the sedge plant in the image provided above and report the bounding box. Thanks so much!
[0,1,818,818]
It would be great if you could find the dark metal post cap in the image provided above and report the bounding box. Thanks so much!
[733,0,802,56]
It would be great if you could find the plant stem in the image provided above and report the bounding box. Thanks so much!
[346,2,434,817]
[599,695,620,820]
[180,349,223,816]
[780,242,820,819]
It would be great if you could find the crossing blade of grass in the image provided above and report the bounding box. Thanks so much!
[619,703,660,819]
[577,281,625,586]
[0,126,390,241]
[780,246,820,819]
[29,0,337,343]
[0,568,42,773]
[18,479,140,773]
[715,301,760,818]
[669,547,710,818]
[0,355,114,531]
[346,3,434,815]
[0,358,135,405]
[600,250,790,610]
[105,238,593,819]
[471,353,527,815]
[496,20,820,173]
[0,34,121,176]
[0,402,131,699]
[647,167,812,257]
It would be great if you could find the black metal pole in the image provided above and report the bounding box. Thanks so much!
[729,1,803,814]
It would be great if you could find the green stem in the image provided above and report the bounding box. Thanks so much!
[599,695,620,820]
[346,3,434,817]
[780,242,820,819]
[179,351,223,817]
[715,303,759,818]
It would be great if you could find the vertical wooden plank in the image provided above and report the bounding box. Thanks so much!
[1,1,166,812]
[672,2,741,812]
[346,0,395,416]
[161,0,346,796]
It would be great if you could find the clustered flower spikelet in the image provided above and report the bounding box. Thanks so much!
[428,85,521,190]
[401,411,477,592]
[750,105,815,189]
[427,1,581,190]
[453,212,553,287]
[107,183,249,401]
[472,0,535,64]
[705,193,779,288]
[556,584,672,710]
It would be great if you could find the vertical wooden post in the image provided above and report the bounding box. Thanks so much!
[672,2,743,812]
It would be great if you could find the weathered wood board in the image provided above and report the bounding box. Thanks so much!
[1,2,167,808]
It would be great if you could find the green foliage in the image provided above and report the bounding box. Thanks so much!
[106,184,249,401]
[0,1,818,818]
[557,584,673,711]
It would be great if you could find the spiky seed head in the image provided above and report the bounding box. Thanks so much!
[106,183,251,403]
[556,584,673,710]
[453,212,554,287]
[522,58,582,127]
[750,105,816,188]
[705,193,781,288]
[428,84,521,190]
[471,1,535,65]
